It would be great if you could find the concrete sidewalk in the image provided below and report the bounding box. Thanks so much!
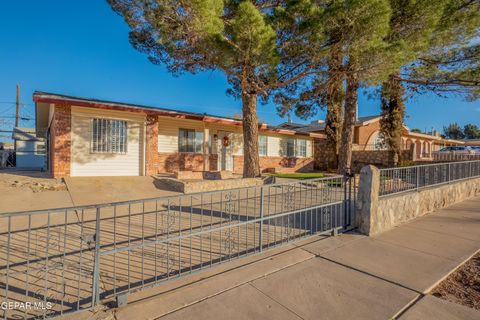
[100,196,480,320]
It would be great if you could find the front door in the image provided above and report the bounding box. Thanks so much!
[217,131,233,171]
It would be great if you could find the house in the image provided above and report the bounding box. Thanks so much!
[11,127,46,169]
[464,139,480,146]
[34,92,323,178]
[281,115,464,160]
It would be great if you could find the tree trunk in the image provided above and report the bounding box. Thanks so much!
[324,44,344,170]
[380,71,405,166]
[241,90,261,178]
[338,58,359,175]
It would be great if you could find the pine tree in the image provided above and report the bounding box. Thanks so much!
[380,0,448,165]
[335,0,394,174]
[108,0,319,177]
[401,0,480,100]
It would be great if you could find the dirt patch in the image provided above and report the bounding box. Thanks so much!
[0,173,66,193]
[431,252,480,310]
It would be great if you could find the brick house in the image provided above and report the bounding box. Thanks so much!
[34,92,323,178]
[281,115,464,160]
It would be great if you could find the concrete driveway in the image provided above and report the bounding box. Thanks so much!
[64,176,181,206]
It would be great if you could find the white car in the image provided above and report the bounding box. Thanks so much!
[434,146,476,154]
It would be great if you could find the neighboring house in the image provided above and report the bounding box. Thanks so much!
[281,115,464,160]
[34,92,323,178]
[12,127,46,169]
[464,139,480,146]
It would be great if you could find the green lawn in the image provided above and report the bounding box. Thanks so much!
[268,172,325,180]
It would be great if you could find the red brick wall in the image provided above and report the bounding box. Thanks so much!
[233,155,314,174]
[145,116,159,175]
[50,104,72,178]
[157,153,218,173]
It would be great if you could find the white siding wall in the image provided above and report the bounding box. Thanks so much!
[70,106,145,176]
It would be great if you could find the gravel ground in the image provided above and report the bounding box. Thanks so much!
[0,172,66,192]
[431,252,480,310]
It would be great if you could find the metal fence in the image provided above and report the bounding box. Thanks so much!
[379,160,480,197]
[432,152,480,162]
[0,175,356,319]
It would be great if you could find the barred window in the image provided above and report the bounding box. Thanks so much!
[259,135,268,156]
[91,118,128,153]
[179,128,204,153]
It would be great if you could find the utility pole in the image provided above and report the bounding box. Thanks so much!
[15,84,20,128]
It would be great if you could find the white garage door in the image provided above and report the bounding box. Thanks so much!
[70,107,144,177]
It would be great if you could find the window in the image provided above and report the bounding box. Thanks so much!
[179,129,204,153]
[286,138,307,157]
[91,118,127,153]
[286,138,296,157]
[296,139,307,157]
[259,135,267,156]
[36,142,46,155]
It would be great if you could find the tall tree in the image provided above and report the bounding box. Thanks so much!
[443,123,465,139]
[464,123,480,139]
[335,0,395,174]
[380,0,448,165]
[275,0,395,173]
[399,0,480,100]
[108,0,318,177]
[324,42,344,168]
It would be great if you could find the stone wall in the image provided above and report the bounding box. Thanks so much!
[351,149,414,173]
[232,155,315,174]
[314,141,414,172]
[356,165,480,236]
[314,141,337,171]
[158,177,264,194]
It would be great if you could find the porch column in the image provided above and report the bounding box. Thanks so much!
[412,139,417,161]
[203,126,209,171]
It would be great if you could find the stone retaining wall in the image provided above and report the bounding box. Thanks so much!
[351,149,414,172]
[157,177,264,194]
[356,165,480,236]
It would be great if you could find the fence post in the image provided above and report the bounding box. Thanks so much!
[355,165,380,236]
[259,186,264,252]
[416,166,420,191]
[92,207,101,306]
[448,162,452,183]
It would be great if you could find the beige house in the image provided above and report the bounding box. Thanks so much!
[34,92,323,177]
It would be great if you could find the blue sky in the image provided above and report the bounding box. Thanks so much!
[0,1,478,140]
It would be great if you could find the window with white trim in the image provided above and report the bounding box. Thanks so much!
[286,138,307,157]
[259,135,267,156]
[91,118,128,153]
[286,138,296,157]
[296,139,307,157]
[179,129,204,153]
[36,142,46,155]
